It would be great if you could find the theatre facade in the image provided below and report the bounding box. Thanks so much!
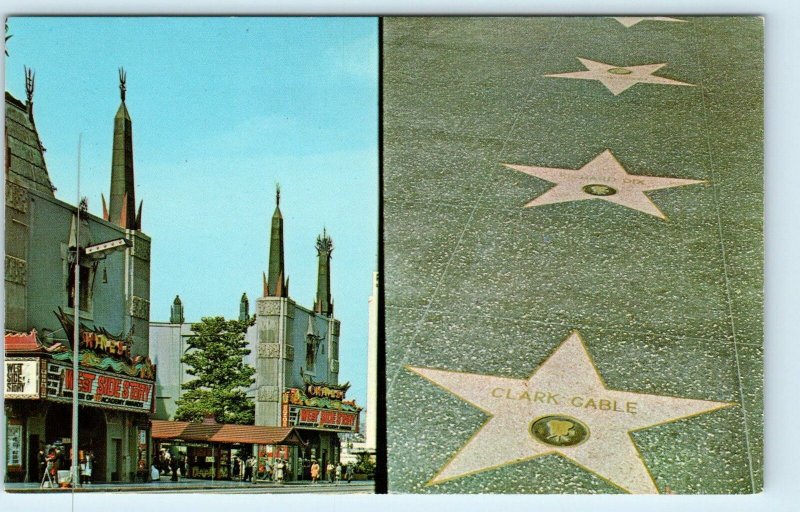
[149,190,361,481]
[4,70,154,483]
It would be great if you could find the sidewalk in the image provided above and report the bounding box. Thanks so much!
[5,477,375,493]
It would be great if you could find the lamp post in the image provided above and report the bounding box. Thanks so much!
[71,135,82,489]
[70,165,132,488]
[70,231,132,487]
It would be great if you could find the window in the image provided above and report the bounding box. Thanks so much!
[306,337,315,370]
[67,262,92,311]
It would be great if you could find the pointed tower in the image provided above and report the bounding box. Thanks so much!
[106,67,141,230]
[24,66,35,124]
[170,295,184,324]
[239,293,250,322]
[264,185,288,297]
[313,228,334,316]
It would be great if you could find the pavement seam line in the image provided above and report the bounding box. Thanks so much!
[693,22,757,493]
[386,19,567,399]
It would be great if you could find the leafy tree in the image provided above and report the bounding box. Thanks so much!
[353,452,375,476]
[174,316,256,425]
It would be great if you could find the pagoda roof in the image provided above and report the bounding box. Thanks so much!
[5,92,55,196]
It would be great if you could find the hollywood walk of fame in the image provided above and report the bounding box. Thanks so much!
[384,17,764,494]
[502,149,705,219]
[611,17,688,28]
[406,331,733,494]
[546,57,694,95]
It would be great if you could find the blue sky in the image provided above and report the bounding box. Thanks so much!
[5,17,378,408]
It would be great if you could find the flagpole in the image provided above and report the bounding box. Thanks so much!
[72,133,82,489]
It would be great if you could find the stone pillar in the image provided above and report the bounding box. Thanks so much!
[254,297,283,426]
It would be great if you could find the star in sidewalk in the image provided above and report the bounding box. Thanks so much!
[502,150,705,220]
[611,17,687,28]
[545,57,694,95]
[407,331,733,494]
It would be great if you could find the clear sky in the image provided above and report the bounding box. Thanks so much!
[5,17,378,408]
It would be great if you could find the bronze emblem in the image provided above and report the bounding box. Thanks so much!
[582,184,618,196]
[607,67,633,75]
[530,415,590,447]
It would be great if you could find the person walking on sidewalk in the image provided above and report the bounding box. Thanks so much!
[163,451,171,475]
[244,456,254,482]
[326,462,335,483]
[334,463,342,485]
[310,460,320,484]
[170,453,179,482]
[80,450,93,485]
[37,448,47,483]
[345,463,353,484]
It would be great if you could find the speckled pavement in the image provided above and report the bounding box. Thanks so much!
[383,17,763,494]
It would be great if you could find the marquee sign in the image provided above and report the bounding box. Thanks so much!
[281,386,360,432]
[305,383,346,401]
[4,358,40,399]
[45,362,154,413]
[282,404,360,433]
[55,308,131,359]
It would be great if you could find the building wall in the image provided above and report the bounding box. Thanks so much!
[5,181,30,331]
[251,297,340,427]
[149,322,193,420]
[5,183,151,356]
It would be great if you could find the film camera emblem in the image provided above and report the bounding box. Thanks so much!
[582,184,618,196]
[530,415,590,447]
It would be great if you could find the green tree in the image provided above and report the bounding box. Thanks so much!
[353,452,375,477]
[174,316,256,424]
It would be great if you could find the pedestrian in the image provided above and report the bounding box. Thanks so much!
[335,463,342,485]
[80,450,93,485]
[244,456,254,482]
[37,448,47,483]
[238,456,246,481]
[150,463,161,482]
[326,462,334,483]
[169,453,179,482]
[345,463,353,483]
[181,455,187,479]
[233,456,240,480]
[275,459,284,484]
[54,447,63,473]
[310,460,320,484]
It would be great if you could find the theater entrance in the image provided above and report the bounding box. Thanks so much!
[44,403,107,482]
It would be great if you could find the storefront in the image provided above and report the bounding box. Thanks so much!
[151,419,306,481]
[281,381,361,481]
[4,328,156,483]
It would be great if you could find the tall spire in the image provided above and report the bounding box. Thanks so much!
[239,293,250,322]
[313,228,334,316]
[107,67,140,230]
[24,66,34,122]
[265,184,287,297]
[170,295,184,324]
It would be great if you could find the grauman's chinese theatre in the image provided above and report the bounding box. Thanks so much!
[4,68,155,483]
[4,322,156,483]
